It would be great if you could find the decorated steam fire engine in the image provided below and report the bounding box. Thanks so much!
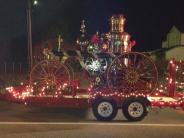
[5,15,184,121]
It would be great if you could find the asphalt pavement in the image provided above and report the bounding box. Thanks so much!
[0,101,184,138]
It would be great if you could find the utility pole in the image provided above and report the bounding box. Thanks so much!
[27,0,33,71]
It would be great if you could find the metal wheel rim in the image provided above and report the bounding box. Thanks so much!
[107,52,158,94]
[30,60,71,95]
[97,102,113,118]
[128,102,144,118]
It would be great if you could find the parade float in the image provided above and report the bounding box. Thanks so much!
[4,15,184,121]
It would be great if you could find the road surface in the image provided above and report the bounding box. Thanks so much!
[0,101,184,138]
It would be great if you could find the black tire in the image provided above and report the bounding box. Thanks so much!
[92,98,118,121]
[122,97,148,121]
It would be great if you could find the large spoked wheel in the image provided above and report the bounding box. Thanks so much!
[107,52,158,95]
[30,60,71,96]
[92,98,118,121]
[122,97,148,121]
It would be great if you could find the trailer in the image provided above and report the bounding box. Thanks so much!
[4,55,184,121]
[4,51,157,121]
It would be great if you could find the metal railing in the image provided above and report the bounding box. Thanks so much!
[0,62,28,74]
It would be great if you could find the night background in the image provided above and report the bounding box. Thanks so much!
[1,1,184,136]
[0,0,184,63]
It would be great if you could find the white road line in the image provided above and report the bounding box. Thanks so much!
[0,122,184,127]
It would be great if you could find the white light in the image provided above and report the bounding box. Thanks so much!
[124,58,128,66]
[33,0,38,5]
[87,60,101,72]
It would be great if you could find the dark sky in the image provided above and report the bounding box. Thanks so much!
[0,0,184,62]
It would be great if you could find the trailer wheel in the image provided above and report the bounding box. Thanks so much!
[92,99,118,121]
[122,97,148,121]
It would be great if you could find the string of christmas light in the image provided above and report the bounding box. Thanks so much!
[6,82,80,100]
[89,91,148,100]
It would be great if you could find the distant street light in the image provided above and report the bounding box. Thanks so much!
[33,0,38,5]
[27,0,38,71]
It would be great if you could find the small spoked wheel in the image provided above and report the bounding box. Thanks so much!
[92,99,118,121]
[122,97,148,121]
[30,60,71,96]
